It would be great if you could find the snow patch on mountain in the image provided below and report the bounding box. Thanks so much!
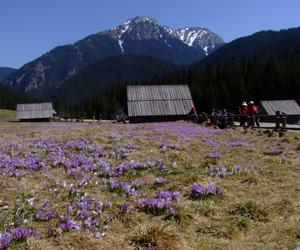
[203,46,209,55]
[66,68,77,78]
[176,28,209,47]
[163,26,175,36]
[118,40,125,53]
[175,27,224,54]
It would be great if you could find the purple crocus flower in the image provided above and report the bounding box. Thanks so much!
[0,233,11,250]
[36,209,56,221]
[191,183,221,199]
[294,244,300,250]
[208,150,221,158]
[35,200,56,221]
[11,228,36,241]
[155,190,181,202]
[154,177,166,185]
[169,207,177,216]
[206,183,218,195]
[208,165,241,178]
[229,165,241,175]
[159,143,179,153]
[121,202,129,213]
[59,215,81,232]
[264,148,284,155]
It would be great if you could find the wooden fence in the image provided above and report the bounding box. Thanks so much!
[226,113,300,131]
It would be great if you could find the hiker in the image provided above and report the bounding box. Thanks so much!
[211,108,217,126]
[219,109,228,129]
[239,102,248,128]
[248,101,260,127]
[222,109,228,123]
[227,109,235,128]
[188,106,198,122]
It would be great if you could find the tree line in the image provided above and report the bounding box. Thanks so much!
[0,82,37,110]
[54,52,300,118]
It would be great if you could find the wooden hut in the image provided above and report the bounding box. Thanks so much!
[127,85,194,122]
[16,103,56,122]
[259,100,300,124]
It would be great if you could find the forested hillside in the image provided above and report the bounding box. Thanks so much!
[193,27,300,69]
[188,27,300,110]
[54,55,180,117]
[163,27,300,111]
[0,82,37,110]
[60,27,300,117]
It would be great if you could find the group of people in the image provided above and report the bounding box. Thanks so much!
[188,101,261,129]
[239,101,260,128]
[210,108,233,129]
[188,106,209,124]
[188,106,233,128]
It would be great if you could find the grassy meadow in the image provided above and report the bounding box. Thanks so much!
[0,121,299,250]
[0,110,16,122]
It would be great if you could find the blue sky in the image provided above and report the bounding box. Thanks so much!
[1,0,300,68]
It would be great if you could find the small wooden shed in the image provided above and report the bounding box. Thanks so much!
[259,100,300,124]
[16,103,56,122]
[127,85,194,122]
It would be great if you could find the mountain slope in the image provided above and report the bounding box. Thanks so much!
[0,82,37,110]
[54,55,179,105]
[0,67,16,80]
[193,27,300,69]
[157,26,300,111]
[4,35,122,96]
[4,16,224,98]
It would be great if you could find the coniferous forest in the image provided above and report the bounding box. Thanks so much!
[0,82,37,110]
[56,53,300,118]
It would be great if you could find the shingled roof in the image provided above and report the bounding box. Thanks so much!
[127,85,194,117]
[16,103,56,120]
[259,100,300,115]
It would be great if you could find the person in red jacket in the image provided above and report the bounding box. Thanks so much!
[188,106,197,122]
[248,101,260,127]
[191,106,196,114]
[239,102,248,128]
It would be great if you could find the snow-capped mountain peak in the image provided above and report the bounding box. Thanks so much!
[106,17,224,55]
[108,16,171,53]
[175,27,224,55]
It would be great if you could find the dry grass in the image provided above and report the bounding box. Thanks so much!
[0,122,299,249]
[0,109,16,122]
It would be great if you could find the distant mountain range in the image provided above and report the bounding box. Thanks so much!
[2,17,300,115]
[0,67,16,80]
[3,16,224,99]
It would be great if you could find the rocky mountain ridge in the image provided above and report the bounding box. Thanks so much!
[3,16,224,98]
